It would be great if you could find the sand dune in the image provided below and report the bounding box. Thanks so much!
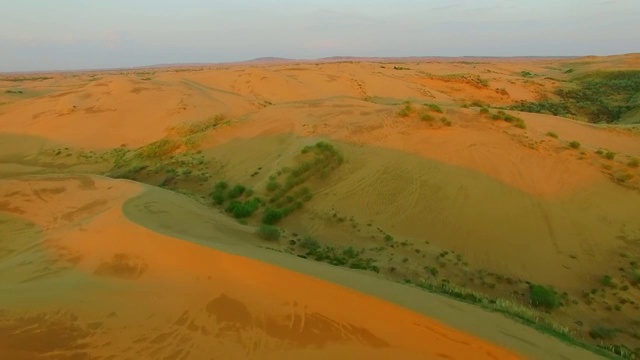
[0,175,607,359]
[2,55,640,358]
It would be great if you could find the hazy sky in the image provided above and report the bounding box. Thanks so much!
[1,0,639,71]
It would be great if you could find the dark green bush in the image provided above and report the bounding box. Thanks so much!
[568,141,581,149]
[262,208,285,225]
[211,191,225,205]
[300,236,321,253]
[256,224,281,241]
[420,113,435,122]
[266,180,280,192]
[227,185,246,199]
[589,326,618,340]
[529,284,560,310]
[225,198,261,218]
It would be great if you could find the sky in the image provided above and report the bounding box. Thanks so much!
[1,0,639,72]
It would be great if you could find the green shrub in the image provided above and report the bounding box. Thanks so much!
[513,118,527,129]
[601,275,614,287]
[256,224,281,241]
[420,113,435,122]
[589,326,619,340]
[490,114,503,120]
[266,180,280,192]
[262,208,285,225]
[227,185,246,199]
[529,284,560,310]
[225,198,261,218]
[211,191,225,205]
[440,117,452,126]
[214,181,229,191]
[605,151,616,160]
[479,107,490,114]
[342,247,359,259]
[568,141,581,149]
[300,236,321,253]
[628,157,640,168]
[427,104,443,113]
[546,131,559,138]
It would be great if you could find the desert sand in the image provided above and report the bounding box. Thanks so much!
[2,55,640,358]
[0,174,603,359]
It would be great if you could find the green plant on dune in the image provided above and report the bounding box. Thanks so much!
[427,103,443,113]
[440,117,452,126]
[568,141,581,149]
[628,157,640,168]
[546,131,559,139]
[225,197,261,219]
[529,284,560,310]
[398,102,414,117]
[256,224,281,241]
[589,326,619,340]
[227,184,246,199]
[420,113,435,122]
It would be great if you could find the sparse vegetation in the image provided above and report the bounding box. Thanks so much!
[569,141,581,149]
[546,131,559,138]
[0,76,53,82]
[604,151,617,160]
[440,117,452,126]
[628,157,640,168]
[398,102,415,117]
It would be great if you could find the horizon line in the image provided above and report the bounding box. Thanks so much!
[2,52,638,75]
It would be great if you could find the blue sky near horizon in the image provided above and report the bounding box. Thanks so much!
[1,0,639,71]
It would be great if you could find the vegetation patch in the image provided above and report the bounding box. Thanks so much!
[509,70,640,123]
[257,224,281,241]
[398,102,415,117]
[299,238,380,272]
[426,103,443,113]
[529,284,560,310]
